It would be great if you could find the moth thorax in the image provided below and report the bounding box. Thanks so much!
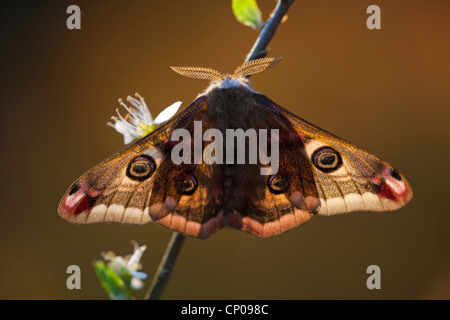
[206,85,255,129]
[203,75,250,93]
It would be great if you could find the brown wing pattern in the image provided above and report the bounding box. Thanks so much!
[253,93,413,217]
[222,102,320,238]
[58,91,412,239]
[58,96,224,238]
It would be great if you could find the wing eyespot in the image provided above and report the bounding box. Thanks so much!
[177,175,198,195]
[312,146,343,173]
[267,173,290,194]
[126,155,156,181]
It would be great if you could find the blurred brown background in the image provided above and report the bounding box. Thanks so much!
[0,0,449,299]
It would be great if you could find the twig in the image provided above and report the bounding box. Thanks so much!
[246,0,296,62]
[145,232,186,300]
[145,0,296,300]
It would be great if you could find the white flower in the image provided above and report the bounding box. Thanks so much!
[108,93,182,144]
[103,241,148,290]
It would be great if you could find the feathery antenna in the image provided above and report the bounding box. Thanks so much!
[233,57,281,78]
[170,66,223,81]
[171,57,281,81]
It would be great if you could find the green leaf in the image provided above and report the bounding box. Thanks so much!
[232,0,263,30]
[105,267,131,300]
[93,260,132,300]
[93,261,113,296]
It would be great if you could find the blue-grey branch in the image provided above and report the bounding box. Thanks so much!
[246,0,296,61]
[145,232,186,300]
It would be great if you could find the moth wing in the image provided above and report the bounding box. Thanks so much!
[58,96,223,238]
[223,101,321,238]
[254,93,413,216]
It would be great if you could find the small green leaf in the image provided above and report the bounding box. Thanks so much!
[232,0,263,30]
[105,267,131,300]
[93,260,132,300]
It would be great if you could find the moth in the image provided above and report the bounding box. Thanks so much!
[58,58,413,238]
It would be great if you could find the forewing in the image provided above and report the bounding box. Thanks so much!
[58,96,224,238]
[253,93,413,216]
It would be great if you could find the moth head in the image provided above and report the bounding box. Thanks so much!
[170,57,281,85]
